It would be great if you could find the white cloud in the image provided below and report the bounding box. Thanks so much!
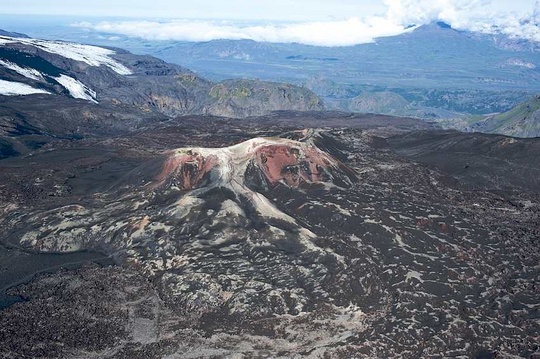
[72,0,540,46]
[73,18,410,46]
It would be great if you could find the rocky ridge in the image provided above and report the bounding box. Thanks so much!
[466,94,540,138]
[0,33,323,119]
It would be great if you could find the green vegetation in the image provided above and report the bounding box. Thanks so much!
[443,95,540,137]
[232,86,251,98]
[491,95,540,123]
[209,83,252,99]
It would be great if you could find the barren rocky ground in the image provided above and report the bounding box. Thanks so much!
[0,114,538,358]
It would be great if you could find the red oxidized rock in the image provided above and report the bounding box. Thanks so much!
[156,151,219,190]
[154,135,353,192]
[255,144,333,187]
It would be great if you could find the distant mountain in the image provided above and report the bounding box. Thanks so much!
[0,33,323,119]
[206,79,322,118]
[0,33,323,159]
[345,91,410,115]
[7,22,540,118]
[7,20,540,118]
[0,29,29,38]
[111,22,536,119]
[465,95,540,138]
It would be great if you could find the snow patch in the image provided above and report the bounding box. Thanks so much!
[0,59,43,80]
[0,79,50,96]
[54,74,97,103]
[0,35,132,75]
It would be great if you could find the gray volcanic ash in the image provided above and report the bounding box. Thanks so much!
[1,122,539,358]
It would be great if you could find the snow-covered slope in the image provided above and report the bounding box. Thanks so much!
[0,79,50,96]
[53,74,97,103]
[0,35,127,102]
[0,59,43,81]
[0,32,324,118]
[0,35,132,75]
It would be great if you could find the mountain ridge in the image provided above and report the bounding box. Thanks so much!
[93,21,537,122]
[0,32,324,119]
[439,94,540,138]
[467,94,540,137]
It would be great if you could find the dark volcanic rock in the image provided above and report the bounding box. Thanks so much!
[388,130,540,192]
[0,265,160,358]
[0,117,538,358]
[0,30,538,359]
[0,35,324,119]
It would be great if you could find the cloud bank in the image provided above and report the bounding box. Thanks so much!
[74,18,409,46]
[73,0,540,46]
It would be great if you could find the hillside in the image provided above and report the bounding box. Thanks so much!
[206,79,323,118]
[113,22,538,118]
[465,95,540,138]
[0,32,324,158]
[0,32,323,119]
[388,130,540,190]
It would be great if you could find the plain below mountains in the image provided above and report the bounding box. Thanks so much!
[0,115,538,358]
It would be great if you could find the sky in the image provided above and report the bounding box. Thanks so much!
[1,0,539,46]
